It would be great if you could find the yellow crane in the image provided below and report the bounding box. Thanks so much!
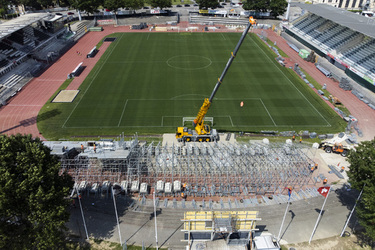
[176,17,256,142]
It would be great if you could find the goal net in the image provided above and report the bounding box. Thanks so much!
[182,117,214,126]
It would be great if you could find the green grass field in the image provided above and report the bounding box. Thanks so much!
[38,32,346,140]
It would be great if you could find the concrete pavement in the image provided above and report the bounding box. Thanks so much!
[67,184,358,248]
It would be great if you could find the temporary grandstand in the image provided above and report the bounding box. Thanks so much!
[46,134,323,206]
[285,4,375,93]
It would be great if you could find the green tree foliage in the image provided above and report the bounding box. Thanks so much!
[37,0,54,8]
[124,0,144,10]
[103,0,124,12]
[149,0,171,9]
[0,134,73,249]
[243,0,268,12]
[243,0,287,18]
[196,0,219,9]
[69,0,103,14]
[269,0,287,17]
[347,138,375,242]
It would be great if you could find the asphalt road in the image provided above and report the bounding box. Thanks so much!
[67,185,358,248]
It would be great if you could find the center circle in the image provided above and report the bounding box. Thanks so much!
[166,55,212,70]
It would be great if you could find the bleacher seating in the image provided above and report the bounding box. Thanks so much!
[0,59,8,68]
[290,14,375,75]
[33,28,51,41]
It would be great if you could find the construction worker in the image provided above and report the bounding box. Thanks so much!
[315,163,318,170]
[292,135,295,142]
[323,178,328,185]
[93,143,96,153]
[310,165,315,173]
[299,137,302,143]
[81,144,84,153]
[341,166,345,172]
[181,192,185,199]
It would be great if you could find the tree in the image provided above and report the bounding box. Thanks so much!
[123,0,144,11]
[103,0,125,13]
[69,0,103,14]
[149,0,171,9]
[243,0,268,12]
[196,0,219,10]
[269,0,287,18]
[0,134,73,249]
[243,0,287,18]
[347,138,375,242]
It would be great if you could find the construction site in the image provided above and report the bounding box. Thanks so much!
[46,133,330,203]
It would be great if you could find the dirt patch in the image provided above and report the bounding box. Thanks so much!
[52,90,79,103]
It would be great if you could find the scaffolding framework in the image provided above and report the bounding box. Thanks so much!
[59,136,316,197]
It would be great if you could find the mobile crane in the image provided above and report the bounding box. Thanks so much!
[176,17,256,142]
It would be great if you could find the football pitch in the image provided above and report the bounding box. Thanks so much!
[38,32,345,139]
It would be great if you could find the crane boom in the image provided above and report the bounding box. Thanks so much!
[176,17,256,142]
[194,17,256,127]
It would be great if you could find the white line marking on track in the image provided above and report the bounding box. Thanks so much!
[7,104,43,107]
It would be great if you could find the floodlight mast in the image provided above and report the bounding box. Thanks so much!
[176,17,256,142]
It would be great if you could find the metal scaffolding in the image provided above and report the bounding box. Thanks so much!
[58,136,316,197]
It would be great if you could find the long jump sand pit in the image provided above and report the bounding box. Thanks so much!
[52,90,79,103]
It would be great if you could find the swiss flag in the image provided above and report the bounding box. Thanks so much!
[317,187,330,198]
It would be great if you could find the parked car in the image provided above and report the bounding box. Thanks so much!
[55,12,63,15]
[221,2,227,5]
[176,4,182,7]
[193,3,198,6]
[67,12,74,15]
[184,4,190,7]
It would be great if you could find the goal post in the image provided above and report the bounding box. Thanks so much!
[182,117,214,126]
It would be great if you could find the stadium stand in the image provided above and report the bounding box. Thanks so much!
[0,13,95,105]
[285,4,375,93]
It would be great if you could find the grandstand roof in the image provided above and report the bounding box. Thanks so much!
[292,3,375,39]
[0,13,51,39]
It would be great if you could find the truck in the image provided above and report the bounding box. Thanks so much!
[176,17,257,142]
[319,132,356,157]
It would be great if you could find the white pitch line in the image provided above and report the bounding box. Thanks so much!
[221,33,226,40]
[62,34,124,128]
[228,115,234,127]
[117,99,128,127]
[259,98,277,126]
[250,35,331,127]
[147,33,150,40]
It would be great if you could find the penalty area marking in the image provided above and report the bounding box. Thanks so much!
[65,98,330,129]
[259,98,277,126]
[250,35,331,127]
[118,99,129,127]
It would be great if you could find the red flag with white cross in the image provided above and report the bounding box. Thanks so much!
[317,186,330,198]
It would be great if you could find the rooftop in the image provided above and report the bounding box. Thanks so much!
[292,3,375,39]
